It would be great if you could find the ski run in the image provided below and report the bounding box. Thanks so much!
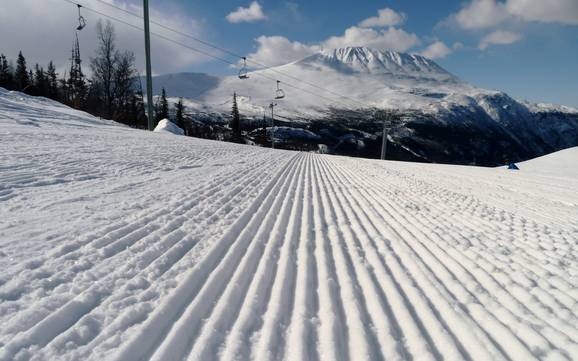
[1,90,578,361]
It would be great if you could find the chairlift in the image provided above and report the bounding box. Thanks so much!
[238,57,249,80]
[76,5,86,31]
[275,80,285,100]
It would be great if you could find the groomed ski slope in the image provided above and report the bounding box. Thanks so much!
[1,89,578,361]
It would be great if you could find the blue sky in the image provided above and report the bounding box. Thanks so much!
[1,0,577,106]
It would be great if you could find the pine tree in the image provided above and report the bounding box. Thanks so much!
[34,64,47,97]
[28,70,34,93]
[230,92,241,143]
[46,61,59,100]
[59,71,69,104]
[175,97,185,131]
[15,51,30,91]
[157,87,169,121]
[0,54,13,90]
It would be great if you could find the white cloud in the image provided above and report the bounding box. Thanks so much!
[479,30,522,49]
[245,25,421,67]
[226,1,267,24]
[453,0,510,30]
[359,8,406,28]
[323,26,420,52]
[0,0,208,75]
[420,41,453,59]
[242,5,421,67]
[247,36,320,66]
[449,0,578,30]
[506,0,578,25]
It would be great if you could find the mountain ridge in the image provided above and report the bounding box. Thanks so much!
[297,47,457,80]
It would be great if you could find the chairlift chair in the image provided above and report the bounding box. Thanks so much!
[275,80,285,100]
[238,57,249,80]
[76,5,87,31]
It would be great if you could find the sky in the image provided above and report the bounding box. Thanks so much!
[0,0,577,106]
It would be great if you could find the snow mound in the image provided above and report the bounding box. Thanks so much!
[520,146,578,178]
[154,118,184,135]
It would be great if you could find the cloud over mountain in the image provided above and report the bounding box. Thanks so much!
[226,2,267,24]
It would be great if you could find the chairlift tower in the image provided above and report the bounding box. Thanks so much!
[269,103,277,149]
[379,109,398,161]
[381,110,390,160]
[143,0,155,131]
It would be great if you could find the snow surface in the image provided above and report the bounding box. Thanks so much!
[520,146,578,178]
[1,89,578,361]
[153,118,184,135]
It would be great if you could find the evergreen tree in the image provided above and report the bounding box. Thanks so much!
[28,70,34,93]
[153,96,161,125]
[15,51,30,91]
[46,61,59,100]
[131,77,147,128]
[230,92,241,143]
[157,87,169,121]
[175,97,185,131]
[0,54,13,90]
[59,71,69,104]
[34,64,47,97]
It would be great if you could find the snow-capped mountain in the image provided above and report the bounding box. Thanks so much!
[300,47,457,80]
[152,47,578,165]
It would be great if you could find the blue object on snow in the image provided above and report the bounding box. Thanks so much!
[508,162,519,170]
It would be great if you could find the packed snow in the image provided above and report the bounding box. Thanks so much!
[1,89,578,361]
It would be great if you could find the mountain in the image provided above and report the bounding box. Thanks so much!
[149,47,578,165]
